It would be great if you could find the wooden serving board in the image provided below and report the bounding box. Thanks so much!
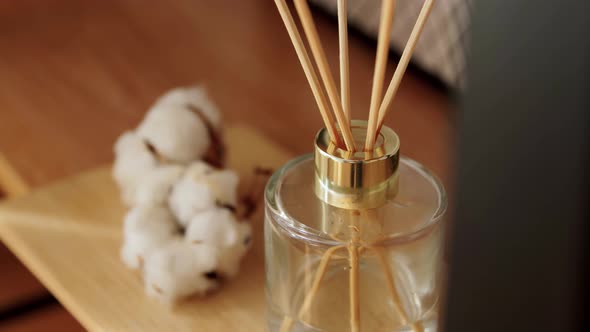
[0,126,293,332]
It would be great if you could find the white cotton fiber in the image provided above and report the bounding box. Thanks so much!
[184,208,238,246]
[120,205,179,269]
[168,161,239,226]
[185,209,252,278]
[132,165,185,206]
[143,239,220,303]
[136,105,208,164]
[168,161,216,227]
[184,159,214,177]
[121,234,170,270]
[113,131,159,206]
[167,179,214,228]
[153,86,221,130]
[123,205,179,237]
[205,169,239,207]
[136,86,221,164]
[216,221,252,278]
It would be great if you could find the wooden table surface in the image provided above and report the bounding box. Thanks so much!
[0,0,453,330]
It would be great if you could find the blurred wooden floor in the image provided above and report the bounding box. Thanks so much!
[0,0,452,330]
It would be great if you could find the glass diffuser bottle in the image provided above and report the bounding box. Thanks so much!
[265,121,447,332]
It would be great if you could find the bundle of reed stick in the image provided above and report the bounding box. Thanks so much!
[274,1,436,331]
[275,0,435,152]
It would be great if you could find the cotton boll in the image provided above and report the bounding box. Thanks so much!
[153,86,221,130]
[168,162,239,226]
[185,209,252,278]
[185,208,238,247]
[143,239,219,303]
[137,86,224,164]
[133,165,185,206]
[168,162,216,227]
[121,233,172,270]
[168,161,215,227]
[112,131,159,205]
[120,205,179,269]
[216,221,252,279]
[123,205,179,237]
[168,180,215,228]
[185,159,214,177]
[136,103,210,164]
[206,169,239,207]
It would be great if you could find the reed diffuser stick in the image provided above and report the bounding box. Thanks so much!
[365,0,396,151]
[337,0,351,124]
[274,0,344,149]
[348,211,361,332]
[375,0,436,134]
[279,245,346,332]
[294,0,355,151]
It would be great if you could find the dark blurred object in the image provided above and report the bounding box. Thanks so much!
[444,1,589,332]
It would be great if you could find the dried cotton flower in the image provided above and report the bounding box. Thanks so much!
[143,239,220,303]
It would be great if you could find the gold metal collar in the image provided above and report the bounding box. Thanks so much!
[314,120,400,209]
